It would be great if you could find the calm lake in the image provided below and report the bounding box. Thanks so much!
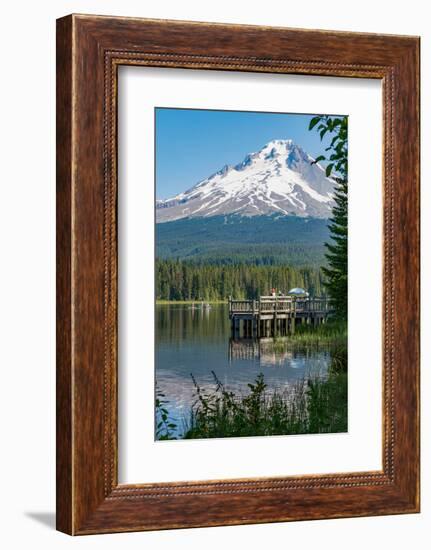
[156,303,331,437]
[156,304,330,434]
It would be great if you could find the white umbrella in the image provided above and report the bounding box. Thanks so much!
[287,287,309,297]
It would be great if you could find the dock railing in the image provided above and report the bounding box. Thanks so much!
[229,295,331,317]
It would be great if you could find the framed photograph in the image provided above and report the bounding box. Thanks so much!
[56,14,420,534]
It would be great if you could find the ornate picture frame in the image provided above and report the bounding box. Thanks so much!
[56,14,420,534]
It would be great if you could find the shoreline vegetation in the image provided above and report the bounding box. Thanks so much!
[185,370,347,439]
[156,368,347,441]
[156,320,347,440]
[276,320,347,347]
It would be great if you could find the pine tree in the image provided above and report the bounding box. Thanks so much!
[309,115,348,320]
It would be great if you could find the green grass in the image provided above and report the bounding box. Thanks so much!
[182,371,347,439]
[156,366,347,440]
[272,320,347,349]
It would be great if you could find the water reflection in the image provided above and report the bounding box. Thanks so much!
[228,338,329,367]
[156,304,330,436]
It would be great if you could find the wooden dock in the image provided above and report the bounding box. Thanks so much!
[228,295,332,338]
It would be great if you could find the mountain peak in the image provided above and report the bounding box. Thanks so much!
[156,140,334,222]
[263,138,294,148]
[256,139,296,156]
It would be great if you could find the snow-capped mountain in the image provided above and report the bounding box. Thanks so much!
[156,139,335,222]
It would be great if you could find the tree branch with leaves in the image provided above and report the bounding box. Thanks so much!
[309,115,348,321]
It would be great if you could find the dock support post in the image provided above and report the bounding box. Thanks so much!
[234,317,240,339]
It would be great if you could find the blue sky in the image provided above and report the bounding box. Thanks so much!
[155,108,343,199]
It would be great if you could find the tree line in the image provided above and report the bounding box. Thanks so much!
[156,259,326,301]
